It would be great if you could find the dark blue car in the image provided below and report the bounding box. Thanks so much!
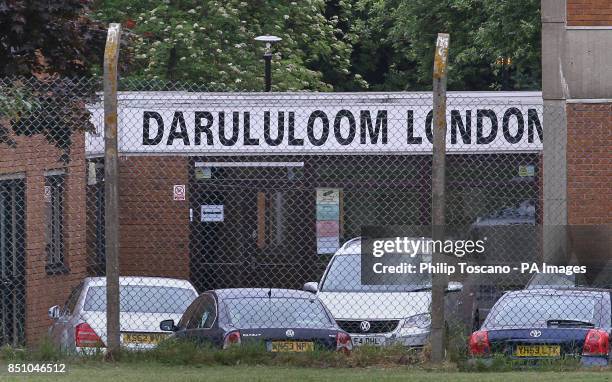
[160,288,353,353]
[469,287,611,366]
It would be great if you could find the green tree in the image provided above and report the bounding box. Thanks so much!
[348,0,541,91]
[94,0,365,91]
[0,0,105,155]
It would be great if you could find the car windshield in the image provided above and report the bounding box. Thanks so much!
[485,294,599,328]
[224,297,333,329]
[84,285,196,314]
[320,254,432,292]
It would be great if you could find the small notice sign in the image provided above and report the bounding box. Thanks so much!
[173,185,186,201]
[316,188,340,204]
[317,237,340,255]
[316,220,339,237]
[201,205,224,222]
[519,165,535,177]
[44,186,52,203]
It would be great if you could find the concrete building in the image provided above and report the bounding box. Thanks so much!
[541,0,612,270]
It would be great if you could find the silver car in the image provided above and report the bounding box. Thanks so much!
[304,238,461,348]
[48,276,198,352]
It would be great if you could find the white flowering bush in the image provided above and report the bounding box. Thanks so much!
[94,0,365,91]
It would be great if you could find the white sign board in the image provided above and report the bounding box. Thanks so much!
[173,184,186,201]
[201,205,224,222]
[86,92,543,156]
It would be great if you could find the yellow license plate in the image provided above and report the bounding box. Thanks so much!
[515,345,561,357]
[271,341,314,352]
[122,332,168,345]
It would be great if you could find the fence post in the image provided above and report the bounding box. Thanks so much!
[103,22,122,358]
[430,32,450,364]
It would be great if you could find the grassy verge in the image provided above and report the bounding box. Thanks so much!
[0,363,610,382]
[0,339,609,373]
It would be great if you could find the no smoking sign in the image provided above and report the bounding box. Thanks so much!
[173,184,186,201]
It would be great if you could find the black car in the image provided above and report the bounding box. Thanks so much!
[160,288,353,353]
[468,287,611,366]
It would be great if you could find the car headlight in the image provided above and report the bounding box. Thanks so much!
[401,313,431,329]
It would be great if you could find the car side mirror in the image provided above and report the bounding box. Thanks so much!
[303,282,318,293]
[446,282,463,293]
[48,305,60,320]
[160,319,177,332]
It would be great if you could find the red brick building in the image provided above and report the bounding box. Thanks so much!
[0,132,87,347]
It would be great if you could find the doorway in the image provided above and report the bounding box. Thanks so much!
[189,161,314,291]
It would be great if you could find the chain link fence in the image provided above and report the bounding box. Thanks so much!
[0,75,609,363]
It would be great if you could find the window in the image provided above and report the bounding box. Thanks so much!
[44,174,66,273]
[83,286,196,314]
[179,294,216,329]
[257,191,285,249]
[62,282,83,316]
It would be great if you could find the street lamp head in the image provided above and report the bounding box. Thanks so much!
[254,35,282,43]
[255,35,282,52]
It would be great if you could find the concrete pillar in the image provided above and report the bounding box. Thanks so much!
[541,0,568,263]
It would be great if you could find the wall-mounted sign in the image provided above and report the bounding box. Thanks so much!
[44,186,52,203]
[173,184,186,201]
[519,164,535,177]
[201,204,224,222]
[316,188,341,204]
[86,93,543,156]
[195,167,212,180]
[316,188,340,255]
[316,220,340,237]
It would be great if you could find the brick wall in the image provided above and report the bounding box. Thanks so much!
[118,156,190,279]
[0,132,87,347]
[566,103,612,224]
[567,0,612,26]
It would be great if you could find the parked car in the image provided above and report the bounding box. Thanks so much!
[159,288,353,353]
[466,199,538,330]
[468,287,611,366]
[48,277,198,352]
[303,238,461,347]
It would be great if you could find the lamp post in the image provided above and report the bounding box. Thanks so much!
[254,35,282,92]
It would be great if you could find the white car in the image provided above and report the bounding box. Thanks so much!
[304,238,461,347]
[48,276,198,352]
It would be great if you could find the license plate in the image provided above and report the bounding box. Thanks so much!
[271,341,314,352]
[352,336,386,346]
[121,332,168,345]
[514,345,561,357]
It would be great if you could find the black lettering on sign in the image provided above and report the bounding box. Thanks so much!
[219,111,239,146]
[360,110,388,144]
[264,111,285,146]
[425,110,434,144]
[307,110,329,146]
[334,109,356,145]
[502,107,524,144]
[451,110,471,144]
[142,111,164,145]
[194,111,213,145]
[406,110,422,144]
[167,111,190,145]
[527,109,543,143]
[476,109,497,144]
[287,111,302,146]
[243,111,259,146]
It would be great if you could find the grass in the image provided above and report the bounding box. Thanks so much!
[0,339,609,381]
[0,363,610,382]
